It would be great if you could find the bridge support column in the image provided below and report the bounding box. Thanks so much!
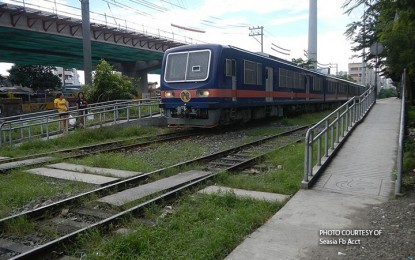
[137,71,149,98]
[117,60,161,98]
[118,61,149,96]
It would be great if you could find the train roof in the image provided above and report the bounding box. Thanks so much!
[167,43,363,87]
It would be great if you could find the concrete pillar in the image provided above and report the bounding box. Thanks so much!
[80,0,92,86]
[118,61,149,96]
[308,0,317,70]
[137,71,149,98]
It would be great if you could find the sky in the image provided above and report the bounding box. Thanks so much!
[0,0,365,84]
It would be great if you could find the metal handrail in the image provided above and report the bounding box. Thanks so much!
[302,87,376,188]
[0,99,142,122]
[0,98,161,147]
[395,69,406,195]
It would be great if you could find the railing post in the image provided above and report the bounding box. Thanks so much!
[330,121,335,150]
[308,131,314,177]
[8,124,12,146]
[324,120,329,157]
[317,137,322,166]
[46,117,50,140]
[336,111,340,142]
[304,131,310,182]
[20,122,24,141]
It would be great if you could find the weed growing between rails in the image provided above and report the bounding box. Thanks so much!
[0,126,170,157]
[0,170,94,218]
[68,192,281,259]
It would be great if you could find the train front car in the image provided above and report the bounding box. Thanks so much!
[160,44,224,127]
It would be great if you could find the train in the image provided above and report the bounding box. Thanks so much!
[159,44,365,128]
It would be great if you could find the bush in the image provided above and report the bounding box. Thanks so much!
[377,88,397,99]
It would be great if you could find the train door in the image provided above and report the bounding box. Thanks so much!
[265,67,273,102]
[305,75,311,101]
[226,59,237,101]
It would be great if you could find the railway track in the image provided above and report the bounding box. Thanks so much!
[0,130,201,172]
[0,125,308,260]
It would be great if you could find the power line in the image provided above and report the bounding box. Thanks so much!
[271,47,290,56]
[102,0,152,16]
[271,43,290,52]
[106,1,118,25]
[171,23,205,33]
[128,0,169,12]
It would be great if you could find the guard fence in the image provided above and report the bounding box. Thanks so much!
[395,69,407,195]
[0,98,161,147]
[302,86,376,188]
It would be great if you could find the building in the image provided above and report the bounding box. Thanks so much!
[54,67,81,88]
[348,62,381,89]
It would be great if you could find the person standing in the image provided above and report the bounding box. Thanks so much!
[54,93,69,133]
[76,91,88,126]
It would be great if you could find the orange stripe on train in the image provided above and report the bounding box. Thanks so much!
[161,89,324,99]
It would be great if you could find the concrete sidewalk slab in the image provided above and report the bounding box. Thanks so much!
[46,162,142,178]
[199,185,290,202]
[225,189,385,260]
[98,170,211,206]
[25,167,118,185]
[0,157,54,172]
[226,98,401,260]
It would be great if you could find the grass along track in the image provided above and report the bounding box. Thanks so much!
[0,126,306,259]
[0,110,334,259]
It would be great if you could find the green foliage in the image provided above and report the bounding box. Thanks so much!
[73,141,209,173]
[343,0,415,101]
[216,142,304,195]
[335,73,356,82]
[0,125,164,157]
[75,194,279,260]
[377,88,397,99]
[85,59,137,102]
[0,171,93,218]
[6,92,15,99]
[7,65,62,90]
[291,57,315,69]
[3,216,35,236]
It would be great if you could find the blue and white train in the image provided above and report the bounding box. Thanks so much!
[160,44,364,127]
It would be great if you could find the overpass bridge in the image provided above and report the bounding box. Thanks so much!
[0,2,199,92]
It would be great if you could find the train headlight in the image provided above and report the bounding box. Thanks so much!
[198,90,210,97]
[164,91,175,98]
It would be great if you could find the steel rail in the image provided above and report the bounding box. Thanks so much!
[7,127,306,260]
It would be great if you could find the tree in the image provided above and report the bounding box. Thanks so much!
[291,58,315,69]
[7,65,62,90]
[83,59,137,102]
[343,0,415,103]
[336,73,356,82]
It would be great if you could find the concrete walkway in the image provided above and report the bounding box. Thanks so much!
[226,98,401,260]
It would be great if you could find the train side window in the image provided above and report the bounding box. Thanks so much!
[279,68,288,88]
[225,59,236,77]
[244,60,261,85]
[257,63,262,85]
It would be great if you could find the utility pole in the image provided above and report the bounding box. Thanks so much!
[81,0,92,86]
[249,26,264,53]
[361,4,366,87]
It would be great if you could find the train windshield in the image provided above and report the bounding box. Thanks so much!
[164,49,211,82]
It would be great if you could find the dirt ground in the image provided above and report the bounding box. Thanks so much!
[309,185,415,260]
